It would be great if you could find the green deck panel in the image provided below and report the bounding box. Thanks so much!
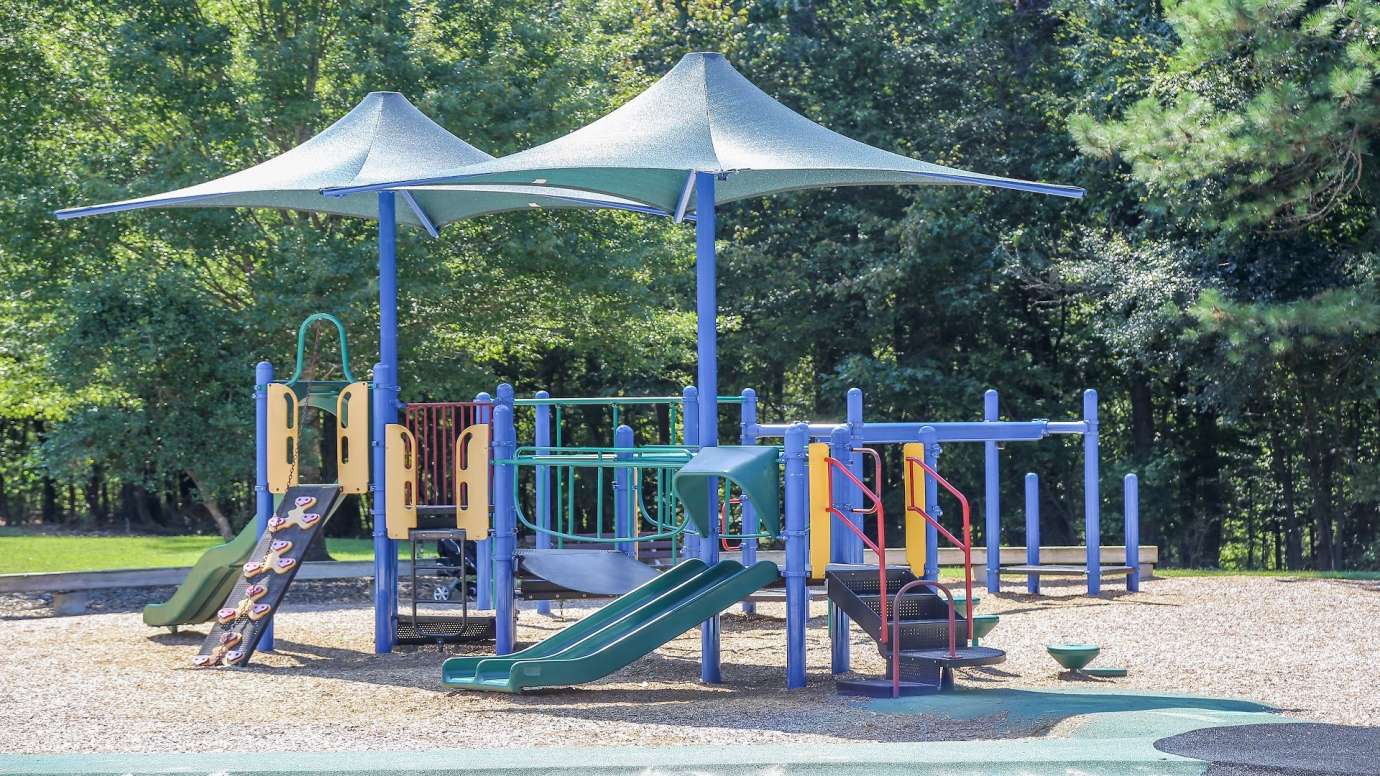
[444,559,779,692]
[672,446,780,537]
[140,521,260,627]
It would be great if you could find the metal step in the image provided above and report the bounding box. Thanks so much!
[837,677,942,697]
[896,645,1006,668]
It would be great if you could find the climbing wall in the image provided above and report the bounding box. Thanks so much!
[193,484,346,668]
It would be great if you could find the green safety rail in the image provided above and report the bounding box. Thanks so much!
[504,445,697,553]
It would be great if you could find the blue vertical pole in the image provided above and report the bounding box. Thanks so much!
[371,363,395,654]
[1025,473,1040,594]
[492,402,517,654]
[474,391,493,610]
[254,361,275,651]
[534,392,552,616]
[920,426,942,581]
[681,386,700,562]
[783,422,809,689]
[828,424,851,675]
[984,389,1000,593]
[694,172,721,685]
[739,389,758,614]
[614,424,635,558]
[1125,473,1140,592]
[1084,389,1101,595]
[373,191,400,654]
[845,388,865,565]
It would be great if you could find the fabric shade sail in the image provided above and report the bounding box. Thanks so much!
[325,52,1085,210]
[56,91,665,232]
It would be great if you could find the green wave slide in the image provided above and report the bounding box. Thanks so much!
[141,521,259,627]
[443,558,779,692]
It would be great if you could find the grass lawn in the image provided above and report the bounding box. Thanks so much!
[0,529,386,574]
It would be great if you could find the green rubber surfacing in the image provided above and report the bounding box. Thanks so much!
[443,559,779,692]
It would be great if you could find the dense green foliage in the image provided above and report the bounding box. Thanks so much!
[2,0,1377,570]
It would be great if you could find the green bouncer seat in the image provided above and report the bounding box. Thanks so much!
[672,445,781,537]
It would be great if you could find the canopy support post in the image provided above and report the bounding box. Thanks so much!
[373,192,400,654]
[254,360,275,651]
[695,171,721,684]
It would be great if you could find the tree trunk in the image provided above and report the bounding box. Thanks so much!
[1129,368,1155,460]
[1269,422,1304,569]
[185,470,234,540]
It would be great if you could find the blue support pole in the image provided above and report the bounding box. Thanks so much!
[920,426,942,581]
[694,172,721,685]
[254,360,275,651]
[492,401,517,654]
[783,422,809,689]
[371,362,395,654]
[845,388,865,565]
[1084,389,1101,595]
[474,391,493,610]
[984,389,1001,593]
[828,425,851,675]
[681,386,700,562]
[739,389,758,614]
[1125,473,1140,592]
[534,392,552,616]
[1025,473,1040,594]
[372,191,400,655]
[614,424,635,558]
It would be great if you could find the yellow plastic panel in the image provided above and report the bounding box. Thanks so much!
[384,424,418,540]
[808,442,831,579]
[902,442,927,574]
[335,382,369,494]
[266,384,299,494]
[454,423,491,540]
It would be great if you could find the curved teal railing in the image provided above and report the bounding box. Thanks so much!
[284,312,356,385]
[504,445,696,545]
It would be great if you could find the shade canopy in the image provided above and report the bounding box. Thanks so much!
[326,53,1084,211]
[56,91,664,232]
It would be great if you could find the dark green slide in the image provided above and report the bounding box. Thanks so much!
[142,521,259,627]
[443,559,780,692]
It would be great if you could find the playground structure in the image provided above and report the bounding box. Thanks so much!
[135,304,1141,691]
[56,52,1101,693]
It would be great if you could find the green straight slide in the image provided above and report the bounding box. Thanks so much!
[141,521,259,627]
[443,558,779,692]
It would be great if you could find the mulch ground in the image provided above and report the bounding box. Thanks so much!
[1,575,1375,754]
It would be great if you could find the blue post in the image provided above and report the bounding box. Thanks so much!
[371,362,396,654]
[739,389,758,614]
[1125,473,1140,592]
[614,424,635,558]
[681,386,700,562]
[694,172,721,684]
[372,191,400,655]
[1084,389,1101,595]
[1025,473,1040,594]
[984,389,1001,593]
[783,422,809,689]
[920,426,942,581]
[846,388,865,565]
[474,391,493,610]
[828,424,851,675]
[254,361,275,651]
[492,401,517,654]
[534,391,552,616]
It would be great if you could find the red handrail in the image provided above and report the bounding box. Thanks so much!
[822,455,889,643]
[903,455,974,645]
[719,496,744,551]
[890,578,958,698]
